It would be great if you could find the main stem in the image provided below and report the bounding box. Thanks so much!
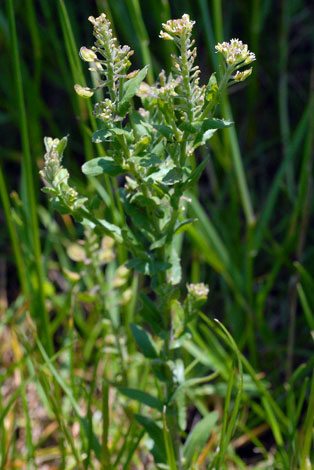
[157,244,182,468]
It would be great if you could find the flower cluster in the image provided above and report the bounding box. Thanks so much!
[186,283,210,310]
[74,13,134,117]
[40,137,86,210]
[145,70,181,101]
[215,38,255,86]
[187,283,209,300]
[40,137,71,190]
[159,14,195,41]
[93,98,115,122]
[159,14,205,121]
[88,14,133,74]
[215,38,256,66]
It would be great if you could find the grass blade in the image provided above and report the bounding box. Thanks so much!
[6,0,52,354]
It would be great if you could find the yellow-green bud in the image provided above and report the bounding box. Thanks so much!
[79,47,97,62]
[74,84,94,98]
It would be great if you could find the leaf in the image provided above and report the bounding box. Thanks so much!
[181,118,233,133]
[183,158,209,189]
[150,236,167,250]
[139,294,164,336]
[183,411,218,464]
[119,191,153,239]
[174,218,198,234]
[92,127,133,144]
[92,128,111,143]
[147,159,181,185]
[134,414,166,464]
[151,359,171,382]
[118,388,164,411]
[194,129,217,147]
[130,323,158,359]
[41,187,57,196]
[202,118,233,130]
[126,257,171,275]
[82,157,126,176]
[153,124,174,140]
[130,111,151,137]
[162,168,182,185]
[130,193,159,209]
[126,257,149,273]
[118,66,149,115]
[84,218,122,243]
[135,154,161,168]
[205,73,218,102]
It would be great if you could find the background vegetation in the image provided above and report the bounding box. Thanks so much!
[0,0,313,469]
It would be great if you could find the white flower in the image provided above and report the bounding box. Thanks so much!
[215,38,256,67]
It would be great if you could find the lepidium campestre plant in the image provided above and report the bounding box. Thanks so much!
[40,13,255,469]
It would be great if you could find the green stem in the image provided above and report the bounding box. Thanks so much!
[155,240,181,466]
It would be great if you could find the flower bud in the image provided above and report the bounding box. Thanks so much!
[187,283,209,308]
[74,84,94,98]
[79,47,97,62]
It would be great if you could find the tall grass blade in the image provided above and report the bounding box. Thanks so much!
[126,0,154,84]
[6,0,52,354]
[300,368,314,469]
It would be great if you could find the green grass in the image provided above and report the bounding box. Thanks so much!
[1,0,314,469]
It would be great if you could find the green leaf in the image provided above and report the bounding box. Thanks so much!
[82,218,122,243]
[183,411,218,464]
[92,127,133,144]
[134,154,161,168]
[205,73,218,102]
[41,187,57,196]
[202,118,233,130]
[82,157,126,177]
[92,128,111,143]
[130,111,151,137]
[194,129,216,147]
[120,191,154,239]
[118,65,149,115]
[147,159,181,185]
[126,257,171,275]
[183,158,209,189]
[139,294,164,336]
[150,236,167,250]
[130,193,159,209]
[181,118,233,133]
[153,124,174,140]
[174,218,198,234]
[151,359,171,382]
[130,323,158,359]
[118,388,164,411]
[134,414,166,464]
